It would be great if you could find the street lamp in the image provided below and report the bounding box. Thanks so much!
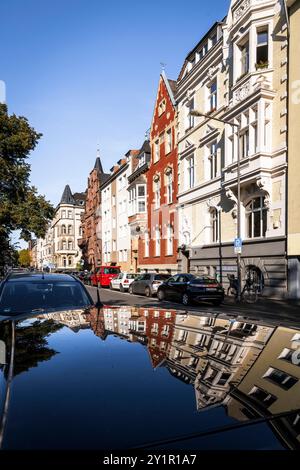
[189,109,242,301]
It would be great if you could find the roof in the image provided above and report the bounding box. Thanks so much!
[94,156,103,173]
[60,185,75,205]
[161,70,176,106]
[73,192,86,205]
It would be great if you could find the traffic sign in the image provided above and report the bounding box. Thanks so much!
[234,237,242,254]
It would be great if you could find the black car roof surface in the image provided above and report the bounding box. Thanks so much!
[6,273,77,282]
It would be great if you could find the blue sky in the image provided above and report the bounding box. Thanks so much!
[1,0,229,207]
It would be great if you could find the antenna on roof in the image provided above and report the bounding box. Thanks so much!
[160,62,167,72]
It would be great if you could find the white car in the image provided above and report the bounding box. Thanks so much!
[109,273,138,292]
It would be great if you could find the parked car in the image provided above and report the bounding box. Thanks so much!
[90,266,121,288]
[157,273,224,306]
[110,273,138,292]
[129,273,170,297]
[0,272,97,316]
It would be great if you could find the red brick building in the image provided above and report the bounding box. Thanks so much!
[138,71,178,274]
[78,154,109,269]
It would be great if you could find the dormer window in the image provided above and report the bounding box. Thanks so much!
[210,33,217,47]
[138,153,146,167]
[158,99,166,116]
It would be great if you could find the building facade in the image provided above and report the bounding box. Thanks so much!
[287,0,300,298]
[36,185,85,271]
[128,140,151,272]
[101,150,139,271]
[138,72,178,274]
[78,154,109,270]
[177,0,289,297]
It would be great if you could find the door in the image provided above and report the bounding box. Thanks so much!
[173,275,190,300]
[164,276,179,299]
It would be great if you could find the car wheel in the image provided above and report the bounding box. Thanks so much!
[157,289,165,301]
[145,286,151,297]
[129,285,133,294]
[120,284,125,292]
[182,293,190,306]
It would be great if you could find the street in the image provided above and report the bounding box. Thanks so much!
[87,285,300,327]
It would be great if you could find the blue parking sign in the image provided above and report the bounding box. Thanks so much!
[234,237,242,248]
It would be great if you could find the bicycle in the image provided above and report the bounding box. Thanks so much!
[227,274,259,304]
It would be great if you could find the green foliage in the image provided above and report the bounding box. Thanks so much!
[18,248,31,267]
[0,103,55,271]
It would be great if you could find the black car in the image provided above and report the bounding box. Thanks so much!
[0,272,97,316]
[157,273,224,306]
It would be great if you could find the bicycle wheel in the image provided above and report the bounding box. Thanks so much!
[243,287,258,304]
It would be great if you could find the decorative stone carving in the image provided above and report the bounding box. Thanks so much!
[234,81,251,102]
[234,0,250,22]
[226,188,237,204]
[256,177,271,207]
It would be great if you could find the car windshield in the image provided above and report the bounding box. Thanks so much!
[126,274,137,279]
[103,268,120,274]
[0,281,92,315]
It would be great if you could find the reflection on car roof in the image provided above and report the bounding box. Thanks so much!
[7,273,77,282]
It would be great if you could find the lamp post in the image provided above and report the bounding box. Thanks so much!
[190,110,242,301]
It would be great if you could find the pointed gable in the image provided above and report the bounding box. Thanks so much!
[60,185,75,205]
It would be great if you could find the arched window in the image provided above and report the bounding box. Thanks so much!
[246,196,267,238]
[61,225,66,235]
[210,208,220,243]
[62,239,67,250]
[68,257,72,266]
[62,257,67,267]
[68,241,73,250]
[68,225,72,235]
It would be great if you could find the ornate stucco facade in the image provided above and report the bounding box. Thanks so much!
[177,0,289,297]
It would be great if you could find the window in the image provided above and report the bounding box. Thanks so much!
[154,179,160,209]
[188,98,194,129]
[154,140,160,162]
[79,226,82,236]
[256,29,268,68]
[68,256,72,266]
[63,257,67,267]
[209,81,217,112]
[61,210,66,218]
[166,128,172,154]
[68,210,72,218]
[68,241,73,250]
[210,209,220,243]
[155,228,160,256]
[61,225,66,235]
[248,387,277,407]
[144,232,150,257]
[263,367,298,390]
[137,185,146,213]
[278,348,299,365]
[246,196,267,238]
[211,33,217,47]
[167,225,173,255]
[68,225,72,235]
[240,39,249,76]
[209,142,219,179]
[62,240,67,250]
[186,156,195,189]
[166,172,173,204]
[138,153,146,167]
[239,128,249,158]
[158,99,166,116]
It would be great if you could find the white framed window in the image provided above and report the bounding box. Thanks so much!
[138,153,146,167]
[61,210,66,219]
[246,196,268,239]
[239,128,249,158]
[155,228,161,256]
[256,28,269,69]
[186,156,195,189]
[144,232,150,257]
[68,241,73,250]
[154,140,160,163]
[154,179,160,209]
[166,172,173,204]
[237,35,249,79]
[209,81,217,112]
[137,184,146,213]
[166,128,172,154]
[68,210,72,218]
[166,225,173,255]
[188,98,194,129]
[67,225,72,235]
[210,209,220,243]
[208,142,219,179]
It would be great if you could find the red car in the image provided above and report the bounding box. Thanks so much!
[90,266,121,288]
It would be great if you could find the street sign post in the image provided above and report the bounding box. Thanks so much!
[234,237,242,254]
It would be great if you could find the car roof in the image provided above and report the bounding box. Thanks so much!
[5,273,77,283]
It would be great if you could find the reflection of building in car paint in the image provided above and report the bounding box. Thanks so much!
[46,311,90,332]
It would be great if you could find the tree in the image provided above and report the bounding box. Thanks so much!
[18,248,31,267]
[0,103,55,273]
